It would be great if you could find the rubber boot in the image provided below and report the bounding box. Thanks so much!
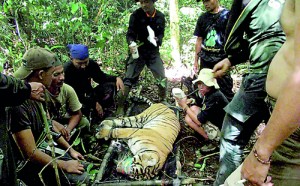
[115,86,130,116]
[158,85,167,103]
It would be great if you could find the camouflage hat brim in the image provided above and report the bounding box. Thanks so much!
[14,46,56,79]
[14,66,33,80]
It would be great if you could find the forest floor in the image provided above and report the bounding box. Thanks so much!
[77,73,264,185]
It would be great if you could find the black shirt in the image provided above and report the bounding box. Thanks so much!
[63,59,116,103]
[9,100,44,140]
[197,89,229,129]
[194,9,229,65]
[194,9,229,50]
[126,8,165,55]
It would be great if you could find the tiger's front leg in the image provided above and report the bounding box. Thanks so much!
[95,120,114,140]
[110,128,142,139]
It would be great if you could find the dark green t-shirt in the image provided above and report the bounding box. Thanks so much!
[9,100,44,141]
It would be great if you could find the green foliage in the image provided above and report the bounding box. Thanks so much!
[73,137,81,146]
[86,163,99,182]
[0,0,235,75]
[155,77,167,88]
[0,0,139,74]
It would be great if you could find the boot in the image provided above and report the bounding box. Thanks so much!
[115,86,130,116]
[158,85,167,103]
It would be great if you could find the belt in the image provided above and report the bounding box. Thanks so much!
[201,46,221,53]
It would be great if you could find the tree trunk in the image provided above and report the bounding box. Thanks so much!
[169,0,181,68]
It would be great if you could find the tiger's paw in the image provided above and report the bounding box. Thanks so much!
[95,120,113,140]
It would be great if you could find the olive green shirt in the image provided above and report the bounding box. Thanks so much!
[48,83,82,120]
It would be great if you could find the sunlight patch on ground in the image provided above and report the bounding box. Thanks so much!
[165,65,194,81]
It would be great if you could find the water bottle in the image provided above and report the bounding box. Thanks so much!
[129,41,139,59]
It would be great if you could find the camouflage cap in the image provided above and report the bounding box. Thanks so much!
[14,47,56,79]
[54,55,62,67]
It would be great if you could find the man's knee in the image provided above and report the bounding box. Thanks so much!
[190,105,200,113]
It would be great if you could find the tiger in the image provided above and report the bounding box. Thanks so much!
[95,103,180,180]
[127,93,153,106]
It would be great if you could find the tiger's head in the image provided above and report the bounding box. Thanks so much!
[116,151,160,180]
[95,120,114,140]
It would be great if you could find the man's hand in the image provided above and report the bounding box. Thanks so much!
[59,160,85,174]
[241,150,272,186]
[175,97,188,109]
[128,44,136,54]
[194,55,201,73]
[212,58,231,78]
[52,121,71,141]
[29,82,45,102]
[194,61,199,73]
[95,102,104,118]
[116,77,125,95]
[69,148,85,160]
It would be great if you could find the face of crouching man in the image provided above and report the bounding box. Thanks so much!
[67,44,90,70]
[193,68,219,98]
[197,81,213,97]
[71,58,89,70]
[48,65,65,96]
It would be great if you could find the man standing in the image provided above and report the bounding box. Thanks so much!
[116,0,166,116]
[240,0,300,185]
[10,47,89,185]
[64,44,124,119]
[194,0,234,101]
[212,0,286,185]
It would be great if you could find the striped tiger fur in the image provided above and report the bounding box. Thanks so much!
[127,93,153,106]
[95,103,180,180]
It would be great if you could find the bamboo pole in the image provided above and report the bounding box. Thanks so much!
[93,178,197,186]
[37,103,61,186]
[175,146,181,177]
[95,140,116,182]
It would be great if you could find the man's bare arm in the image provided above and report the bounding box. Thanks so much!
[254,0,300,163]
[13,129,84,174]
[67,110,82,132]
[194,37,203,72]
[13,129,54,166]
[241,1,300,185]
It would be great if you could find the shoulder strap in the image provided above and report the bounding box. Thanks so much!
[204,9,228,35]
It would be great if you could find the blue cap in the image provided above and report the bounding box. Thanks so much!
[67,44,89,60]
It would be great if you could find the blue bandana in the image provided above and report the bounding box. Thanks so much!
[67,44,89,60]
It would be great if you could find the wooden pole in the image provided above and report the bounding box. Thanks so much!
[93,178,197,186]
[95,140,116,181]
